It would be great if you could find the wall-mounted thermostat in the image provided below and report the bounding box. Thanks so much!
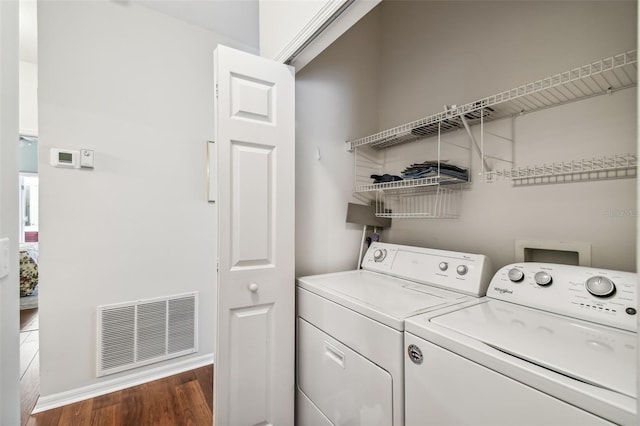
[50,148,80,168]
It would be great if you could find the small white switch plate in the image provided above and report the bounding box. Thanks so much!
[0,238,9,279]
[80,149,95,168]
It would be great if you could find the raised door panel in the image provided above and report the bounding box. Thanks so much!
[228,304,274,425]
[230,141,274,269]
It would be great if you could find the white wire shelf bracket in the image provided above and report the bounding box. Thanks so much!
[347,50,637,150]
[484,154,637,186]
[355,175,469,193]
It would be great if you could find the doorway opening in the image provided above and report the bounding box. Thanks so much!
[18,140,40,425]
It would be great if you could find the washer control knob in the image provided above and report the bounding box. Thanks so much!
[585,276,616,298]
[507,268,524,282]
[373,249,387,262]
[456,265,468,276]
[439,262,448,271]
[534,271,552,286]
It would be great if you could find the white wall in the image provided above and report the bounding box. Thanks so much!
[296,1,637,276]
[377,1,637,272]
[19,60,37,136]
[376,1,637,131]
[0,0,21,423]
[295,7,382,277]
[38,1,255,399]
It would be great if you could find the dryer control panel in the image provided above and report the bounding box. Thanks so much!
[361,242,493,297]
[489,263,637,332]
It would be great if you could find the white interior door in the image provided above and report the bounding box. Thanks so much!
[214,45,295,426]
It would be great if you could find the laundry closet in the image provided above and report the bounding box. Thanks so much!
[290,2,637,424]
[294,1,637,277]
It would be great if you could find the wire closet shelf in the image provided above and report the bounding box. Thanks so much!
[347,50,637,151]
[374,185,463,219]
[485,154,637,186]
[349,50,637,218]
[355,174,468,193]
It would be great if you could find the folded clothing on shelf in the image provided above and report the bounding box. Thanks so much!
[370,174,403,184]
[401,161,469,182]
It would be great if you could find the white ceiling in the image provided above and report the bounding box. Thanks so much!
[134,0,259,48]
[19,0,259,64]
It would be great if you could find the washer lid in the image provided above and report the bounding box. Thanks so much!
[297,270,468,331]
[430,300,637,398]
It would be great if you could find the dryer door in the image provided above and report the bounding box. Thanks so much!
[297,318,393,426]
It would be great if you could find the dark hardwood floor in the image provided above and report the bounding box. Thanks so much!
[20,308,40,426]
[20,308,214,425]
[27,365,213,426]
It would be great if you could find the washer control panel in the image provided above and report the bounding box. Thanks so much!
[372,248,387,262]
[489,263,637,332]
[361,242,493,297]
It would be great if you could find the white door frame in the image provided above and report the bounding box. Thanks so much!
[0,0,23,424]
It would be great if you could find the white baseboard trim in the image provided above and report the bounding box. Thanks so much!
[33,353,214,414]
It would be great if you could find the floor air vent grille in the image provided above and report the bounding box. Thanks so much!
[97,292,198,377]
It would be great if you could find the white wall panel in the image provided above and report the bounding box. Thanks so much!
[37,0,252,398]
[0,1,21,423]
[295,7,382,277]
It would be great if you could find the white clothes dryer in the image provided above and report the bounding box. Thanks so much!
[296,242,493,426]
[404,262,637,425]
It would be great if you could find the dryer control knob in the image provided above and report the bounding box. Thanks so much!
[373,249,387,262]
[585,276,616,298]
[439,262,449,271]
[534,271,552,286]
[456,265,468,276]
[507,268,524,282]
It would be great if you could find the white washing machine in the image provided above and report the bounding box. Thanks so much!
[296,242,493,426]
[405,262,637,425]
